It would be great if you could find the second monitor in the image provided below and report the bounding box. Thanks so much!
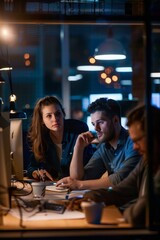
[10,119,24,180]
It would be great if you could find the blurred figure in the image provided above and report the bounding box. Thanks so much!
[56,98,140,189]
[71,108,84,121]
[27,96,94,181]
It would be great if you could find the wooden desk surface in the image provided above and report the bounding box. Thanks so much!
[1,205,130,230]
[0,183,131,234]
[1,183,160,239]
[0,182,131,239]
[1,193,160,240]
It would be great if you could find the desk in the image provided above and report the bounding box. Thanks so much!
[0,205,160,240]
[1,205,130,230]
[0,186,130,230]
[1,185,160,239]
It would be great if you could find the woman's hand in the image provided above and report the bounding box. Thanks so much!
[32,169,54,181]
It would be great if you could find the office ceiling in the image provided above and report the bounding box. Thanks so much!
[0,0,159,113]
[0,0,145,22]
[0,22,144,111]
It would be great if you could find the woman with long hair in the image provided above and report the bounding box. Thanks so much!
[27,96,93,181]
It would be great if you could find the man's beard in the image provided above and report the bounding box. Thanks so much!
[99,125,115,143]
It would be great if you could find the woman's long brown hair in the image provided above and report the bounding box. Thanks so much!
[28,96,65,161]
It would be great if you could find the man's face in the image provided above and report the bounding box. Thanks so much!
[91,111,116,143]
[128,121,146,155]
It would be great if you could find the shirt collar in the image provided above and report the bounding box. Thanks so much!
[105,127,128,149]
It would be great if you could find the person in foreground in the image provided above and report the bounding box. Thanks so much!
[27,96,93,181]
[56,98,140,190]
[68,104,160,227]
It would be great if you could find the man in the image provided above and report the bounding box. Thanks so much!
[72,104,160,227]
[56,98,140,190]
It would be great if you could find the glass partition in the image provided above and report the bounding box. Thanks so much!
[1,0,160,232]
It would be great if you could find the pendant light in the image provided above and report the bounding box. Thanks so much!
[94,27,126,61]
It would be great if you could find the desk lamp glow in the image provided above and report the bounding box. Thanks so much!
[0,59,27,120]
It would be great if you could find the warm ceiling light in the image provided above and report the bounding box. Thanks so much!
[24,53,30,59]
[89,57,96,64]
[105,77,112,84]
[0,26,16,44]
[10,94,17,102]
[77,65,104,71]
[105,67,113,74]
[112,75,118,82]
[101,72,107,79]
[25,60,31,66]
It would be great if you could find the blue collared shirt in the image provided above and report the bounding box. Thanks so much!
[83,127,141,185]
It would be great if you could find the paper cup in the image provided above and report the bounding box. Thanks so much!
[31,182,46,199]
[81,201,104,224]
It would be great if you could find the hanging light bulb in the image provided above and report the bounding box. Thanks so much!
[94,27,126,61]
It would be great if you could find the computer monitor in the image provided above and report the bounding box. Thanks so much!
[151,93,160,109]
[121,117,128,129]
[86,116,95,132]
[0,114,11,209]
[10,119,24,180]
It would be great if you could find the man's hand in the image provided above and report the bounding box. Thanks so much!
[66,193,96,211]
[56,177,80,190]
[67,197,85,211]
[75,131,97,148]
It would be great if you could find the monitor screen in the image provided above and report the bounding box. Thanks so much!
[86,116,95,132]
[151,93,160,109]
[121,117,128,129]
[10,119,24,180]
[0,114,11,208]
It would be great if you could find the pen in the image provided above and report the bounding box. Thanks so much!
[38,168,46,182]
[42,172,46,182]
[65,188,71,200]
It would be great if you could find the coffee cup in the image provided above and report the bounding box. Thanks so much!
[31,182,46,199]
[81,201,104,224]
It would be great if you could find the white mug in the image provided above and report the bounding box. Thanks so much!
[31,182,46,199]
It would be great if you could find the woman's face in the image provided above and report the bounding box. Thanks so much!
[41,104,64,132]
